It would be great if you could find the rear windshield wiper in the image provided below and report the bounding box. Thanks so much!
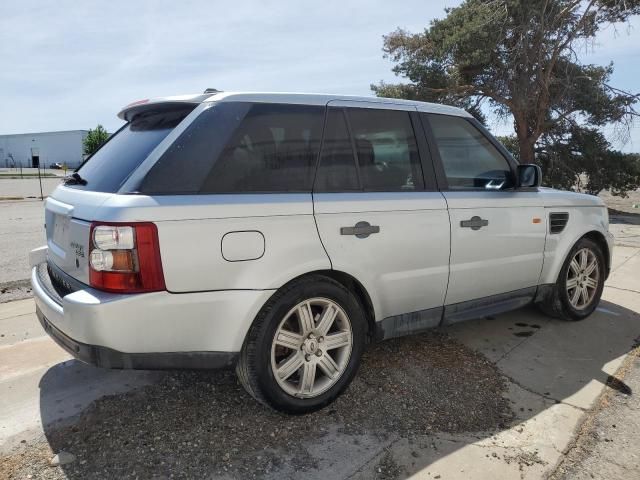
[64,172,88,186]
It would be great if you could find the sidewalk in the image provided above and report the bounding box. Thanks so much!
[0,300,161,447]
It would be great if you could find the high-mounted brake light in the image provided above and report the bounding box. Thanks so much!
[125,98,149,108]
[89,222,165,293]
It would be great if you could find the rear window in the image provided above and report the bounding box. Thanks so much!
[348,108,423,191]
[138,102,324,194]
[314,107,424,192]
[313,109,359,192]
[69,106,194,193]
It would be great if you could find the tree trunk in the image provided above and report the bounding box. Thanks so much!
[517,135,536,164]
[513,113,536,164]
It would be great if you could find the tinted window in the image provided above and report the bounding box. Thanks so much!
[140,103,324,194]
[71,106,193,193]
[314,109,359,192]
[426,114,513,189]
[348,108,423,191]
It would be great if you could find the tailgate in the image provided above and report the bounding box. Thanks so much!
[44,185,118,284]
[45,196,92,284]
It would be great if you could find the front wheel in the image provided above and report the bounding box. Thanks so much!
[538,237,605,321]
[236,275,366,413]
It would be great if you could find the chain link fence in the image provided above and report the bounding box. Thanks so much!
[0,168,65,200]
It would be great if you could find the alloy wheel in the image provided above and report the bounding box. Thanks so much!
[566,248,600,310]
[270,298,353,398]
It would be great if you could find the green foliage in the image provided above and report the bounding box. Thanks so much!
[83,125,110,156]
[496,135,520,161]
[374,0,640,182]
[373,81,488,125]
[497,130,640,196]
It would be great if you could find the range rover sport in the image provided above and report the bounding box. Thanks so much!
[30,90,613,413]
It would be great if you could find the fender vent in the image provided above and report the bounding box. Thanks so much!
[549,212,569,234]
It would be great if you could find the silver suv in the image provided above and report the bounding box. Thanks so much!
[30,90,613,413]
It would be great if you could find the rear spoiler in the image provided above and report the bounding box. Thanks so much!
[117,92,216,121]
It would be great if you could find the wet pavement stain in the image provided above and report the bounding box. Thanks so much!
[514,331,535,338]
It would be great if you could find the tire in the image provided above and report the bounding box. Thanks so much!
[236,275,366,414]
[538,237,605,321]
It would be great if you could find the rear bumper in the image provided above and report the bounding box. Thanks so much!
[36,306,237,369]
[30,247,274,367]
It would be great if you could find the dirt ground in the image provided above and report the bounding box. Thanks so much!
[600,189,640,217]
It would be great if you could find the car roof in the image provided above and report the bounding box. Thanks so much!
[118,91,472,120]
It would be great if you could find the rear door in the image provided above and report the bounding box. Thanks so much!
[421,113,546,319]
[313,102,450,333]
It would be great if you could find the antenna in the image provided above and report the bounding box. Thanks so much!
[203,88,222,94]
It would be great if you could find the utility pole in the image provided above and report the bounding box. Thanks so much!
[37,157,43,200]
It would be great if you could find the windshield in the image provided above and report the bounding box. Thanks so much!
[68,106,194,193]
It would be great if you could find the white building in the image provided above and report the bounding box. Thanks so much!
[0,130,88,169]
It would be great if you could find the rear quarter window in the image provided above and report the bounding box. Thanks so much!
[139,103,325,194]
[69,106,193,193]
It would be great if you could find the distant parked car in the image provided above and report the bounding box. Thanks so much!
[30,90,613,413]
[50,163,64,170]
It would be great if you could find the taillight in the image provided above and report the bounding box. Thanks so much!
[89,222,165,293]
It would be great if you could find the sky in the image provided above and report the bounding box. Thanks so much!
[1,0,638,151]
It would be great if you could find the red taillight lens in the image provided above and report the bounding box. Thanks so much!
[89,222,165,293]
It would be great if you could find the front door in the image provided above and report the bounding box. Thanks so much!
[31,147,40,168]
[421,113,546,319]
[313,103,450,336]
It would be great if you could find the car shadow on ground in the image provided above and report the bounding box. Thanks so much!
[21,299,640,479]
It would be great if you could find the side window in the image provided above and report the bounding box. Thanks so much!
[348,108,424,191]
[140,103,324,194]
[200,103,324,193]
[425,114,514,190]
[314,109,359,192]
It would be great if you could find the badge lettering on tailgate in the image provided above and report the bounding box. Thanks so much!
[70,241,85,258]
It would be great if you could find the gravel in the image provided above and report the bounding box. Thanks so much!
[0,280,33,304]
[0,330,513,479]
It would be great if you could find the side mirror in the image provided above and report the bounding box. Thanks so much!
[517,164,542,188]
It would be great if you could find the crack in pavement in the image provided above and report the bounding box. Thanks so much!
[501,374,588,412]
[495,330,536,364]
[604,285,640,295]
[610,248,640,274]
[491,330,577,408]
[345,435,400,479]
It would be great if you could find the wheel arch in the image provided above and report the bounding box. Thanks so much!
[540,227,612,286]
[314,269,377,343]
[252,269,379,344]
[581,230,611,278]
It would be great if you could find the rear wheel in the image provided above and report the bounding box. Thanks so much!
[236,275,366,413]
[538,237,605,321]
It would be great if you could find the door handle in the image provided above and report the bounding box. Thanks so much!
[460,216,489,230]
[340,221,380,238]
